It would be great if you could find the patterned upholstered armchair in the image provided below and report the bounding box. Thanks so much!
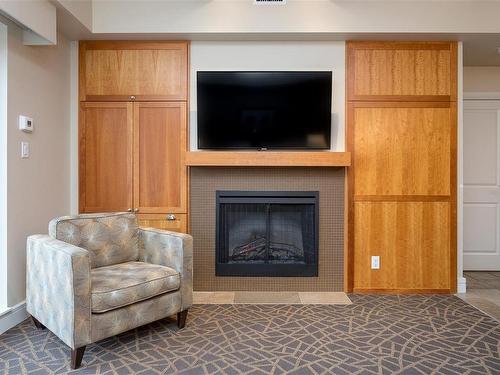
[26,212,193,369]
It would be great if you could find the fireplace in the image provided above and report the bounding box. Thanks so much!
[216,191,319,277]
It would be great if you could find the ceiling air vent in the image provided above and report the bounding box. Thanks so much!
[254,0,287,5]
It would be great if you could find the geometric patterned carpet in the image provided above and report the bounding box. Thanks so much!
[1,295,500,374]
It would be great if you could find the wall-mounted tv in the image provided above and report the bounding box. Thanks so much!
[197,71,332,150]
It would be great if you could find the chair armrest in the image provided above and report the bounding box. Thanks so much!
[138,228,193,310]
[26,235,91,349]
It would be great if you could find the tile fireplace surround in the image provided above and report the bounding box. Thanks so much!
[190,167,345,291]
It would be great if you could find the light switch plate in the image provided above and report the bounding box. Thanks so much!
[371,255,380,270]
[21,142,29,158]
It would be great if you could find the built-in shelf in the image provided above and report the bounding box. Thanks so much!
[185,151,351,167]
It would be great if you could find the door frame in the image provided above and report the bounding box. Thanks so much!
[462,92,500,277]
[0,20,7,311]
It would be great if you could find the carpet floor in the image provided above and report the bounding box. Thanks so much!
[1,295,500,374]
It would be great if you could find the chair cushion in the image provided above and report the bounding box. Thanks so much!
[49,212,139,268]
[91,261,180,313]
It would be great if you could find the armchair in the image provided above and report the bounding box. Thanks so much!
[26,212,193,369]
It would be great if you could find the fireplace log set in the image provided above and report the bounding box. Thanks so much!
[231,237,305,262]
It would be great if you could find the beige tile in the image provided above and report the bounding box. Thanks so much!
[298,292,352,305]
[234,292,301,304]
[194,291,352,305]
[462,289,500,306]
[193,291,235,304]
[460,297,500,322]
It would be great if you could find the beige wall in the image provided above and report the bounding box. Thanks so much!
[464,67,500,93]
[4,16,71,306]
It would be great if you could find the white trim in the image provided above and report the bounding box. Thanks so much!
[464,92,500,101]
[457,277,467,294]
[0,301,28,335]
[0,20,7,311]
[457,42,464,288]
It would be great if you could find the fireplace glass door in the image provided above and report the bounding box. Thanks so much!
[216,191,319,277]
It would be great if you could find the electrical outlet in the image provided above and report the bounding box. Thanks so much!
[371,256,380,270]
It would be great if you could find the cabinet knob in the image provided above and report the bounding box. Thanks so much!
[133,208,139,213]
[166,214,176,221]
[130,95,136,101]
[127,208,133,212]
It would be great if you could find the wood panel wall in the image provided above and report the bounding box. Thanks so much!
[346,42,457,293]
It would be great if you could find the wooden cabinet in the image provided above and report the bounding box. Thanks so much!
[352,102,454,197]
[79,41,188,102]
[79,102,133,212]
[347,42,456,101]
[80,102,188,231]
[137,214,188,233]
[354,201,451,291]
[134,102,187,214]
[79,41,189,233]
[346,41,457,293]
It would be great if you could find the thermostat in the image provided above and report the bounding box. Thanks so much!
[19,115,34,132]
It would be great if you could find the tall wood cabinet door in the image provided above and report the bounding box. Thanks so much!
[352,102,453,197]
[134,102,187,214]
[80,41,188,101]
[79,102,133,213]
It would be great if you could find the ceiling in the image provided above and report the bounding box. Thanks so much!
[53,0,500,66]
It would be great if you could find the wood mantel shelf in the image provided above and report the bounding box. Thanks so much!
[185,151,351,167]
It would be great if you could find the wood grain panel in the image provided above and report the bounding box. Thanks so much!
[134,102,187,213]
[80,41,188,101]
[348,42,456,101]
[346,41,457,294]
[134,102,187,214]
[138,213,188,233]
[185,151,351,167]
[353,201,450,290]
[79,102,133,212]
[352,103,453,196]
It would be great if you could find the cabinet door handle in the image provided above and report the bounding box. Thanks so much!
[127,208,133,212]
[130,95,136,101]
[166,214,176,221]
[133,208,139,213]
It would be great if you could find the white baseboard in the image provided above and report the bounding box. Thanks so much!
[457,277,467,294]
[0,301,28,335]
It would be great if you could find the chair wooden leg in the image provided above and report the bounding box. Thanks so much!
[71,346,86,369]
[31,316,46,330]
[177,309,188,329]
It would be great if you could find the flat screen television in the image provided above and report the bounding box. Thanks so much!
[197,71,332,150]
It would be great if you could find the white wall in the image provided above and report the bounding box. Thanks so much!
[56,0,92,31]
[189,41,345,151]
[464,67,500,93]
[92,0,500,34]
[5,16,71,306]
[0,0,56,44]
[0,20,7,311]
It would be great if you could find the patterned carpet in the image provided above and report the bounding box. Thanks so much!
[1,295,500,374]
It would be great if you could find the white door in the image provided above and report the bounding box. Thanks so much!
[464,99,500,270]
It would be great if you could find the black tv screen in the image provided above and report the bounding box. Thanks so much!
[197,71,332,150]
